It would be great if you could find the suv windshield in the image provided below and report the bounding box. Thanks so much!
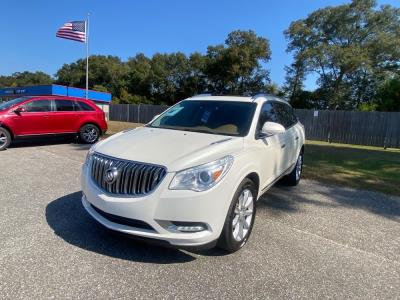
[0,97,30,111]
[148,100,257,137]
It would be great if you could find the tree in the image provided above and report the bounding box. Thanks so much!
[284,0,400,110]
[283,61,305,103]
[150,52,191,105]
[0,71,53,87]
[124,53,154,103]
[180,52,208,97]
[124,52,207,105]
[375,76,400,111]
[92,84,109,93]
[122,30,272,104]
[56,55,127,98]
[52,30,272,104]
[265,82,284,97]
[205,30,271,94]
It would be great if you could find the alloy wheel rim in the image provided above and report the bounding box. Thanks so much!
[0,132,7,146]
[232,188,254,242]
[296,154,303,180]
[83,127,98,143]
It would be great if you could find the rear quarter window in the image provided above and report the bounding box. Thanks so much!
[75,101,95,111]
[55,100,75,111]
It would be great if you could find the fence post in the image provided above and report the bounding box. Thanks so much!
[138,104,141,123]
[327,112,332,143]
[127,104,130,122]
[383,112,390,149]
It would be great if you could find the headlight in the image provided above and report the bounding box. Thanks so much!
[85,145,96,165]
[169,156,234,192]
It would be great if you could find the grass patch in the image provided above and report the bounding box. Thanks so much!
[106,121,142,136]
[105,122,400,196]
[304,141,400,196]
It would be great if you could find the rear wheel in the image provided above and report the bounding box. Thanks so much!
[283,151,303,186]
[79,124,100,144]
[0,128,11,151]
[217,178,257,253]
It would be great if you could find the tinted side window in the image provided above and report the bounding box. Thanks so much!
[75,101,95,111]
[55,100,75,111]
[24,100,52,112]
[257,102,281,131]
[272,102,297,128]
[285,105,298,126]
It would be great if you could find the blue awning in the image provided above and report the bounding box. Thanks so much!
[0,84,111,103]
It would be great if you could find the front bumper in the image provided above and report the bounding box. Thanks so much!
[81,162,236,248]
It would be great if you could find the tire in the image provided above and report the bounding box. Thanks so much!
[79,124,100,144]
[217,178,257,253]
[0,127,11,151]
[283,151,303,186]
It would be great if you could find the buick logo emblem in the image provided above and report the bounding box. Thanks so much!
[104,167,118,184]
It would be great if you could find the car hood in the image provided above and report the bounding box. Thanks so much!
[94,127,244,172]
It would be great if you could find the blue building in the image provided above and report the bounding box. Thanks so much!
[0,84,111,103]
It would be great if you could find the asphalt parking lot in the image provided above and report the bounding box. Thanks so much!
[0,140,399,299]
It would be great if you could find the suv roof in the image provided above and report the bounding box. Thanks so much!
[185,94,288,104]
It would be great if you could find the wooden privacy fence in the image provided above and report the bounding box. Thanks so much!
[109,104,400,148]
[295,109,400,148]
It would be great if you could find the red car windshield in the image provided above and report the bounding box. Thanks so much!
[0,97,30,111]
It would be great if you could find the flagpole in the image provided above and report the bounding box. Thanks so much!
[85,14,90,99]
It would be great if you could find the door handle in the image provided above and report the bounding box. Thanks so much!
[281,144,286,149]
[43,115,49,118]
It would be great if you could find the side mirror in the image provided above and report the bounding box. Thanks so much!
[13,106,25,114]
[258,122,285,138]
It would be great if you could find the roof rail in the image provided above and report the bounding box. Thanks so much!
[251,93,290,102]
[191,93,213,97]
[251,93,272,101]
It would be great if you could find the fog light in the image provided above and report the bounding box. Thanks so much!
[167,222,207,233]
[176,225,205,232]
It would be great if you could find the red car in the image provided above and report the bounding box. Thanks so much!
[0,96,107,150]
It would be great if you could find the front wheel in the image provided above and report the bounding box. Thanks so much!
[79,124,100,144]
[0,128,11,151]
[217,178,257,253]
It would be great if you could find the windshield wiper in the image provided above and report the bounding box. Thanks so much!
[149,125,217,135]
[180,128,216,134]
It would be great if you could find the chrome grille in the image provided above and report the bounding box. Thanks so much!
[90,153,167,196]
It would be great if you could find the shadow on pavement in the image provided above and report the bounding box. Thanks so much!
[10,136,86,148]
[9,137,93,154]
[258,182,337,213]
[46,191,196,264]
[258,181,400,220]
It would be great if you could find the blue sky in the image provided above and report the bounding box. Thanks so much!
[0,0,398,90]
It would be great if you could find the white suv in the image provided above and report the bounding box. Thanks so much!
[81,94,305,252]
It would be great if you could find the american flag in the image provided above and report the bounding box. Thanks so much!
[56,21,86,43]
